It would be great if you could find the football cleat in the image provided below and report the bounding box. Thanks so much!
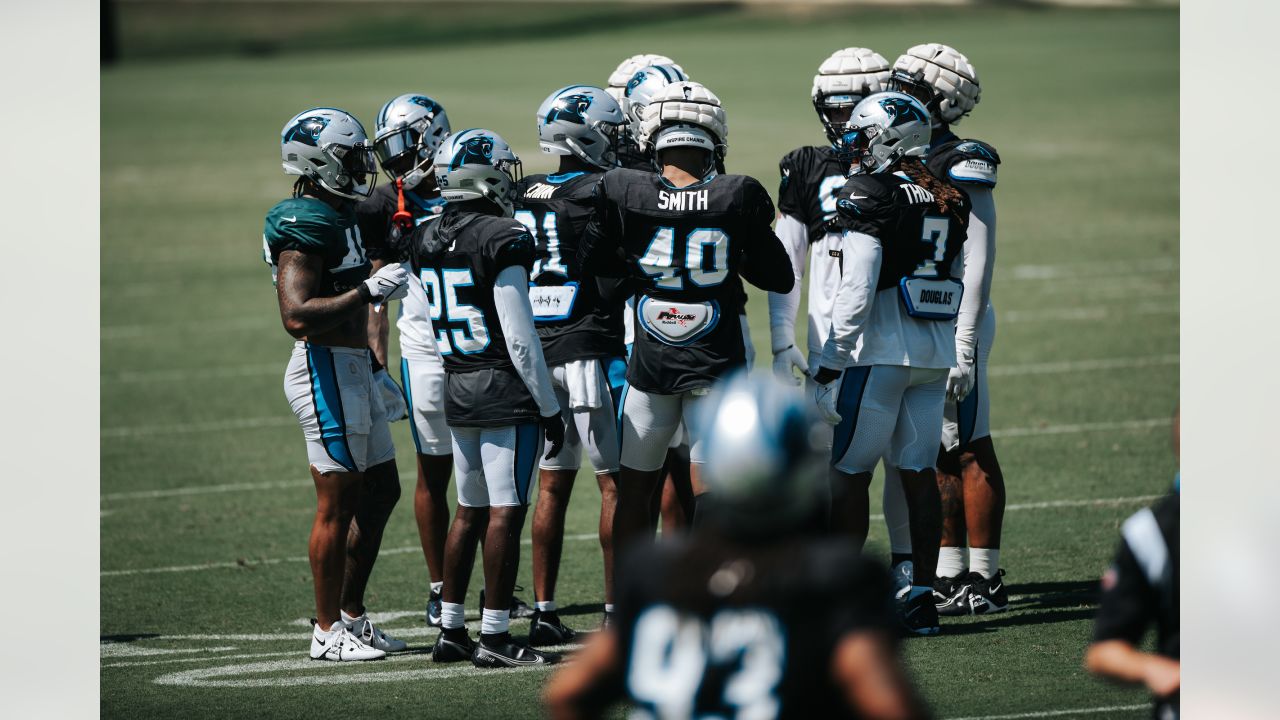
[309,619,386,662]
[933,574,973,617]
[528,610,578,647]
[426,589,443,628]
[966,569,1009,615]
[897,587,941,637]
[345,612,408,653]
[472,632,559,668]
[431,630,476,663]
[891,560,914,597]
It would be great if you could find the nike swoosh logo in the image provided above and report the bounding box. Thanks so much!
[283,216,297,222]
[845,194,868,201]
[315,637,326,646]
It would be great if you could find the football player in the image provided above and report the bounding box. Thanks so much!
[358,92,455,628]
[403,128,565,668]
[265,107,411,660]
[543,373,930,720]
[514,85,628,642]
[811,91,974,636]
[887,44,1006,615]
[579,81,793,567]
[605,54,684,171]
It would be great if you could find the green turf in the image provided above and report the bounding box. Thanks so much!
[102,4,1177,718]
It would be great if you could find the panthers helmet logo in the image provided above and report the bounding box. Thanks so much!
[545,94,593,125]
[878,97,928,127]
[409,96,441,118]
[956,141,996,160]
[625,71,648,97]
[284,116,330,147]
[450,135,495,169]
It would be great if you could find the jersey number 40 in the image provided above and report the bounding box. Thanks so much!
[639,227,730,290]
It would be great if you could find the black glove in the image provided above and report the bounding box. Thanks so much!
[813,366,841,386]
[541,411,566,461]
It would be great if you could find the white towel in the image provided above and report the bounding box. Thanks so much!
[564,358,605,411]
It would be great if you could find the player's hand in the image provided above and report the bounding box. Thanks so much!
[813,369,842,425]
[1142,655,1180,698]
[772,345,810,385]
[947,356,976,402]
[373,368,408,422]
[541,411,566,461]
[359,262,410,305]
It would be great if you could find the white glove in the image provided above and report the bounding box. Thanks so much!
[772,345,810,385]
[359,262,410,305]
[740,314,756,370]
[373,368,409,422]
[947,355,976,402]
[814,378,842,425]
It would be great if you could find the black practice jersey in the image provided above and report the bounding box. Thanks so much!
[835,166,971,292]
[926,132,1000,190]
[355,183,447,263]
[405,209,540,427]
[613,536,897,720]
[777,145,852,243]
[514,171,626,366]
[581,170,792,394]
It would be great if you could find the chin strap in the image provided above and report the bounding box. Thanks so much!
[392,178,413,231]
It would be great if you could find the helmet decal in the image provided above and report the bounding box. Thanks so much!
[408,96,441,117]
[545,94,593,125]
[284,116,330,147]
[451,134,495,169]
[956,141,995,160]
[879,96,928,127]
[624,71,648,97]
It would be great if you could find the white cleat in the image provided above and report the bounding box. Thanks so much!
[310,619,386,661]
[344,612,408,653]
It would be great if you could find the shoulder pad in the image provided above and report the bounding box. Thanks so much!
[488,217,536,269]
[930,139,1000,188]
[835,176,894,217]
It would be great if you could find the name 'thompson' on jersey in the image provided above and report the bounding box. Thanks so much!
[777,145,851,243]
[405,209,540,427]
[515,171,625,366]
[581,169,793,394]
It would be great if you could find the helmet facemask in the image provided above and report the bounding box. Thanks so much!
[319,141,377,199]
[886,69,941,126]
[813,94,864,159]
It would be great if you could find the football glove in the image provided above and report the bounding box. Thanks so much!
[946,354,976,402]
[740,314,756,370]
[373,368,409,422]
[358,262,410,304]
[814,369,842,425]
[541,411,566,461]
[772,345,810,385]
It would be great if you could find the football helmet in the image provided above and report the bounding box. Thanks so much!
[281,107,377,199]
[841,91,931,175]
[639,81,727,152]
[695,372,825,538]
[811,47,892,154]
[622,63,689,130]
[606,53,683,101]
[889,43,981,126]
[536,85,625,170]
[432,128,522,217]
[373,94,451,189]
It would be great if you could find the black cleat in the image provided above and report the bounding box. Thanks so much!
[478,588,537,620]
[966,569,1009,615]
[472,632,559,668]
[529,610,577,647]
[425,589,443,628]
[933,574,973,617]
[431,629,475,663]
[898,588,941,636]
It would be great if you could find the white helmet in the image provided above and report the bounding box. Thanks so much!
[622,63,689,130]
[373,94,451,189]
[842,91,931,175]
[281,107,377,200]
[432,129,522,218]
[536,85,625,170]
[606,53,683,101]
[811,47,892,151]
[889,43,981,126]
[639,80,727,153]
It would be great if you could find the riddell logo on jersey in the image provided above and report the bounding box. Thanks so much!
[658,308,696,325]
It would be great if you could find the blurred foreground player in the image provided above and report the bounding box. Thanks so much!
[544,373,930,720]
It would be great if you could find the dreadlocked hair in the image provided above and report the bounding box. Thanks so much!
[898,157,965,219]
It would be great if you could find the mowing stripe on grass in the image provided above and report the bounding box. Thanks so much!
[991,417,1171,439]
[102,496,1158,578]
[944,704,1150,720]
[986,354,1177,377]
[1005,256,1175,281]
[1003,302,1177,323]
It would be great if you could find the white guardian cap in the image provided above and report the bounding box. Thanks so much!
[281,107,378,199]
[373,94,451,189]
[432,128,522,218]
[536,85,626,170]
[889,43,981,126]
[639,81,727,153]
[606,53,684,102]
[811,47,892,151]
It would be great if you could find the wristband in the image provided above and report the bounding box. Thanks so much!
[357,283,375,304]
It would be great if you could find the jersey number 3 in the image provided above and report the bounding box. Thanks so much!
[639,227,730,290]
[420,268,489,355]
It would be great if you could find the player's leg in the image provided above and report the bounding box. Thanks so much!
[829,366,907,551]
[933,431,972,616]
[598,356,626,625]
[958,324,1008,613]
[881,462,914,592]
[615,388,682,563]
[473,423,555,667]
[888,367,948,636]
[531,370,580,644]
[401,357,454,626]
[681,391,715,526]
[660,429,694,532]
[434,427,489,662]
[339,454,407,653]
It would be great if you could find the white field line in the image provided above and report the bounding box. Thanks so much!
[987,354,1176,377]
[944,704,1150,720]
[100,643,237,658]
[1003,302,1176,323]
[152,655,553,688]
[868,495,1159,522]
[101,415,295,439]
[990,417,1171,439]
[1005,257,1176,281]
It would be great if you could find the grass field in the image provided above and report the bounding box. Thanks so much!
[101,3,1178,718]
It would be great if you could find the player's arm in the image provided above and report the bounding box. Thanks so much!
[831,630,932,720]
[542,629,625,720]
[493,265,560,419]
[366,257,393,366]
[816,230,881,380]
[948,188,995,400]
[578,175,630,278]
[275,250,407,339]
[738,180,795,294]
[768,212,810,375]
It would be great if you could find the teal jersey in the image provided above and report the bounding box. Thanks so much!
[262,196,372,296]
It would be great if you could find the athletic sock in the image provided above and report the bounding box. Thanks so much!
[535,600,557,612]
[604,603,615,614]
[937,546,967,579]
[481,607,510,635]
[440,601,466,630]
[430,581,443,595]
[970,548,1000,579]
[339,609,358,625]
